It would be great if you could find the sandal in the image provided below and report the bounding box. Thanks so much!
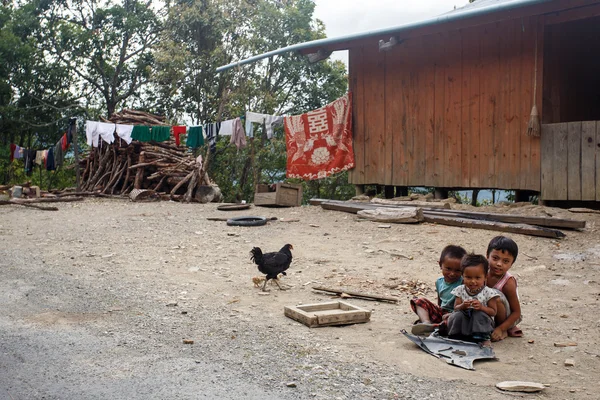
[411,323,438,336]
[508,326,523,337]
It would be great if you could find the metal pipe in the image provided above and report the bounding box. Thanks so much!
[216,0,552,72]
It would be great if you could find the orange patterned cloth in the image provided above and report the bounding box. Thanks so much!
[284,93,355,180]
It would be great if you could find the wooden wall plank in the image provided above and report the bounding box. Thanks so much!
[528,16,543,192]
[597,122,600,201]
[554,123,569,200]
[386,41,406,186]
[581,121,596,200]
[443,29,463,187]
[496,20,513,189]
[422,34,437,187]
[479,22,500,189]
[460,29,472,188]
[432,32,446,187]
[408,36,425,186]
[362,45,386,184]
[348,47,365,184]
[567,122,582,200]
[520,17,535,190]
[459,27,481,188]
[382,49,393,186]
[507,19,522,189]
[540,123,555,200]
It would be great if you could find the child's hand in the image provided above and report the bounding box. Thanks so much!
[470,300,482,310]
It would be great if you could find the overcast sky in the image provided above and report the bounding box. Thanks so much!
[312,0,470,64]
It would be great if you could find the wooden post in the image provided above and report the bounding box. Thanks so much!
[355,184,365,196]
[134,152,145,189]
[70,118,80,191]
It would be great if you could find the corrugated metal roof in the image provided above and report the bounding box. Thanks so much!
[217,0,561,72]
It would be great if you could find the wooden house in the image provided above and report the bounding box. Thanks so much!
[218,0,600,204]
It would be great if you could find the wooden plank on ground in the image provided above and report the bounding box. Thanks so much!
[553,122,569,200]
[567,121,582,200]
[423,209,584,230]
[312,286,400,303]
[348,46,366,184]
[581,121,596,200]
[423,214,565,239]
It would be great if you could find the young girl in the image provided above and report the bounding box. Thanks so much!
[447,253,499,346]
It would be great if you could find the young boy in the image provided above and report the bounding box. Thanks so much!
[486,236,523,341]
[410,245,466,335]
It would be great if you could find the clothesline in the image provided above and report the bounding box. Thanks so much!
[85,111,285,151]
[9,129,73,175]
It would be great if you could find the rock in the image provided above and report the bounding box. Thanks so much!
[166,302,178,307]
[496,381,545,393]
[195,185,222,203]
[564,359,575,367]
[183,339,194,344]
[286,382,297,388]
[377,224,392,229]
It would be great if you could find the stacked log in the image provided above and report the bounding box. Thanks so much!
[79,110,216,202]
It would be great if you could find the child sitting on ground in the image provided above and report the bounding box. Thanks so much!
[486,235,523,341]
[410,245,466,335]
[447,253,499,347]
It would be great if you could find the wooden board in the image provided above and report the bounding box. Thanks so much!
[554,123,569,200]
[254,183,301,207]
[284,301,371,328]
[387,39,406,186]
[348,47,365,184]
[423,214,565,239]
[432,32,446,187]
[581,121,596,200]
[444,29,463,187]
[568,121,582,200]
[597,121,600,201]
[363,45,386,184]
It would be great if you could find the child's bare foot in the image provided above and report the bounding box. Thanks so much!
[491,328,508,342]
[481,340,492,348]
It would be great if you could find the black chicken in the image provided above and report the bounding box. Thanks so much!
[250,244,293,292]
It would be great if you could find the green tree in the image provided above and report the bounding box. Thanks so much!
[41,0,162,117]
[154,0,349,202]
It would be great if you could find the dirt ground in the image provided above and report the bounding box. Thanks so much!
[1,198,599,399]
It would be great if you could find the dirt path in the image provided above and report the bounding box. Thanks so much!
[1,199,598,399]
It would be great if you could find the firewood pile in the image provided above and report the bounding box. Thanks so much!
[80,110,220,202]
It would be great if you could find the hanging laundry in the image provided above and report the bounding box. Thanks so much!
[97,122,115,144]
[13,145,23,160]
[61,133,68,151]
[46,147,55,171]
[284,93,355,180]
[35,150,45,165]
[115,124,134,144]
[172,126,186,146]
[66,124,74,145]
[24,149,35,175]
[186,126,204,148]
[205,122,220,153]
[151,126,170,142]
[86,120,115,146]
[230,118,247,150]
[245,112,284,139]
[131,125,151,142]
[54,139,64,168]
[218,119,235,136]
[9,144,16,162]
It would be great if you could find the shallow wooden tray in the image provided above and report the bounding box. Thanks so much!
[284,301,371,328]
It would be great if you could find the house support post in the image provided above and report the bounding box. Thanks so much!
[434,188,449,200]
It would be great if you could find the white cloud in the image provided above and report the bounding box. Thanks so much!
[312,0,469,64]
